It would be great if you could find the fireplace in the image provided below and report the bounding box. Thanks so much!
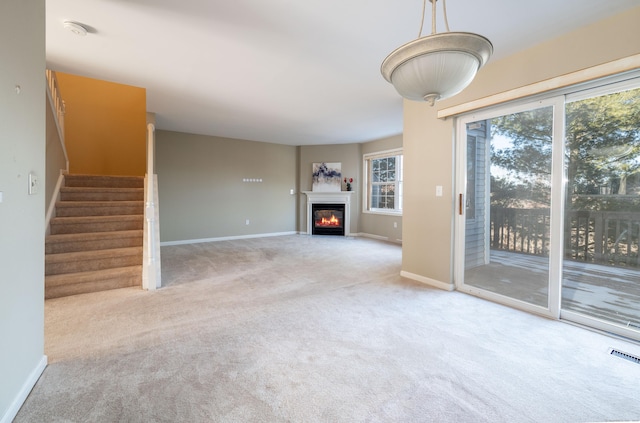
[303,191,353,236]
[312,203,345,236]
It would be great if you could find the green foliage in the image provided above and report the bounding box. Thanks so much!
[488,86,640,208]
[566,88,640,195]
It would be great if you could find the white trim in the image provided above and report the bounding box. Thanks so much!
[362,147,403,161]
[160,231,297,246]
[561,310,640,343]
[357,232,403,244]
[1,355,47,423]
[438,54,640,119]
[400,271,454,291]
[357,232,387,241]
[454,97,562,317]
[547,95,567,319]
[362,210,402,217]
[362,149,404,214]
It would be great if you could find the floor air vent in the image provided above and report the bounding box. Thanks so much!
[609,348,640,365]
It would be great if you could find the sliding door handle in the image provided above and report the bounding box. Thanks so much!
[459,193,464,215]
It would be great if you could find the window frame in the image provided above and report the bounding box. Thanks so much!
[362,148,403,216]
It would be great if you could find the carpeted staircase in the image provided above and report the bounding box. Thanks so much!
[45,174,145,299]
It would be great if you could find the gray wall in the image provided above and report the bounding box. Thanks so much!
[0,0,46,420]
[156,131,403,243]
[156,130,297,243]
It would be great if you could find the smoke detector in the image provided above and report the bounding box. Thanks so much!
[63,21,88,36]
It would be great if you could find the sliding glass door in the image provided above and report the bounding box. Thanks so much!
[456,99,562,317]
[455,75,640,340]
[561,84,640,336]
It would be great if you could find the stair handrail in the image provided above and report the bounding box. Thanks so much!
[45,69,69,171]
[143,122,160,290]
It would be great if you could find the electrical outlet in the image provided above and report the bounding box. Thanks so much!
[245,219,250,225]
[393,222,397,228]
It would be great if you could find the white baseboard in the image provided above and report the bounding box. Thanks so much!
[1,355,47,423]
[160,231,298,246]
[357,233,402,244]
[356,232,386,241]
[400,271,454,291]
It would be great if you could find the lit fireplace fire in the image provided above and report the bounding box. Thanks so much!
[316,214,341,227]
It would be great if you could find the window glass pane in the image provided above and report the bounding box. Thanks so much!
[463,105,553,308]
[365,151,403,213]
[562,86,640,331]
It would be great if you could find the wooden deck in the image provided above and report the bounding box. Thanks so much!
[465,250,640,330]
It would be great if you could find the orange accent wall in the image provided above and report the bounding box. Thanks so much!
[56,72,147,176]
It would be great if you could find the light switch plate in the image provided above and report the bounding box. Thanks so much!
[28,173,38,195]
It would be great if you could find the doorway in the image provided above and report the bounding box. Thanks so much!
[455,77,640,341]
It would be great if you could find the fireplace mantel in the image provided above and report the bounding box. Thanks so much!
[303,191,354,236]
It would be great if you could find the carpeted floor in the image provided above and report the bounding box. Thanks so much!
[16,235,640,422]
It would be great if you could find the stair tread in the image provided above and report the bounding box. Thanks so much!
[61,187,143,192]
[45,174,147,298]
[64,174,144,188]
[46,230,143,243]
[66,174,143,179]
[56,200,143,207]
[46,246,143,263]
[51,214,143,223]
[45,265,142,287]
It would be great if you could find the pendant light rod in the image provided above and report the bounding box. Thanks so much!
[431,0,437,34]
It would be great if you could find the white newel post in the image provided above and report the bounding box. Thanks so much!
[143,123,157,290]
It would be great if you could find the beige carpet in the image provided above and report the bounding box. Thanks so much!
[16,235,640,422]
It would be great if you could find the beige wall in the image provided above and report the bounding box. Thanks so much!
[401,6,640,287]
[0,0,46,420]
[56,73,147,176]
[156,131,297,243]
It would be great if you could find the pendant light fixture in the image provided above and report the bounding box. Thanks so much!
[381,0,492,106]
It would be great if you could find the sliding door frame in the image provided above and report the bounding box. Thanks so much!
[454,96,564,319]
[453,70,640,341]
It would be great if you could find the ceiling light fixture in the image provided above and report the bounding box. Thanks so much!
[63,20,88,36]
[381,0,492,106]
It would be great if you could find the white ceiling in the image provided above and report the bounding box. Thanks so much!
[46,0,639,146]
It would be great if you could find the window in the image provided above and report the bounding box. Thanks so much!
[363,149,403,214]
[455,71,640,341]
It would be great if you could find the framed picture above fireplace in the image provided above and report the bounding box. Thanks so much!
[312,162,341,192]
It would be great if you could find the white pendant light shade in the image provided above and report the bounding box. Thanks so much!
[381,1,493,105]
[383,33,492,104]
